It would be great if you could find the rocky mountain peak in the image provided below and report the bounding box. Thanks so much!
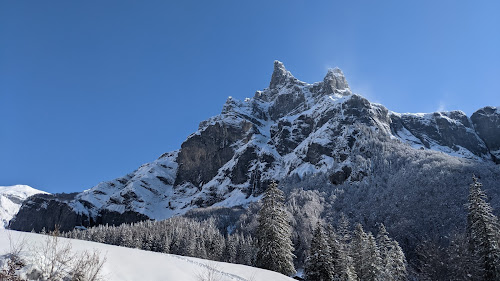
[221,96,237,114]
[322,67,351,96]
[269,60,298,90]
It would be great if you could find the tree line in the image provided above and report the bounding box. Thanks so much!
[61,176,500,280]
[62,181,407,280]
[416,176,500,280]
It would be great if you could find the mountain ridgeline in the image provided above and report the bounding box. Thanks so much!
[10,62,500,246]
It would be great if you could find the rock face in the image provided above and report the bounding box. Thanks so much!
[322,68,351,96]
[390,111,489,159]
[471,106,500,163]
[175,121,254,188]
[9,193,149,232]
[10,193,86,232]
[10,61,500,232]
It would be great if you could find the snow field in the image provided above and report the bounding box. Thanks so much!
[0,230,295,281]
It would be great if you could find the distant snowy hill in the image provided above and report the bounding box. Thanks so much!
[0,185,47,228]
[10,61,500,232]
[0,229,295,281]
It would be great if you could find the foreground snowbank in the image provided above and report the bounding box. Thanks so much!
[0,230,295,281]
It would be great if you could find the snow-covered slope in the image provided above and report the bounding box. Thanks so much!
[10,61,500,232]
[0,185,47,228]
[0,229,295,281]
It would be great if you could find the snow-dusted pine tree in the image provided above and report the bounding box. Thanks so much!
[352,224,382,281]
[224,235,237,263]
[377,224,407,281]
[352,223,367,279]
[365,233,382,281]
[305,222,335,281]
[337,213,352,246]
[376,224,391,263]
[256,181,296,276]
[466,176,500,281]
[386,240,408,281]
[326,225,356,281]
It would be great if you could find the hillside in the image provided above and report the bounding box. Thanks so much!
[0,229,295,281]
[7,62,500,266]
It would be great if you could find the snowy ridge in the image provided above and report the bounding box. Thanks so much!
[0,185,47,228]
[71,151,182,220]
[391,110,489,159]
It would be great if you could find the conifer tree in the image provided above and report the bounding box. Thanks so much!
[305,222,335,281]
[377,224,407,281]
[352,224,382,281]
[352,224,367,279]
[466,176,500,280]
[376,224,391,263]
[386,240,407,281]
[337,213,352,246]
[365,233,382,281]
[326,225,357,281]
[256,181,296,276]
[224,235,237,263]
[239,235,256,266]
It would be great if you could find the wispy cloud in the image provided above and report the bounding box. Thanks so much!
[437,101,446,112]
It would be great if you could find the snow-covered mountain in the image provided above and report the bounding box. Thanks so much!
[0,229,295,281]
[10,61,500,232]
[0,185,47,229]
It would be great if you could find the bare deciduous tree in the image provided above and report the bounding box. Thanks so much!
[1,231,106,281]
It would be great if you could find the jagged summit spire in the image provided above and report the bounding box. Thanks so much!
[273,60,287,74]
[269,60,297,89]
[323,66,351,96]
[326,67,343,76]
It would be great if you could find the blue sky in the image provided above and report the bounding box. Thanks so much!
[1,0,499,193]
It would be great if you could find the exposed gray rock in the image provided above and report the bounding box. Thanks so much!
[9,193,87,232]
[305,143,334,165]
[175,121,254,188]
[9,193,150,232]
[391,111,489,158]
[471,106,500,163]
[269,60,299,90]
[322,68,351,96]
[95,209,149,226]
[269,85,306,120]
[329,166,352,185]
[231,146,257,185]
